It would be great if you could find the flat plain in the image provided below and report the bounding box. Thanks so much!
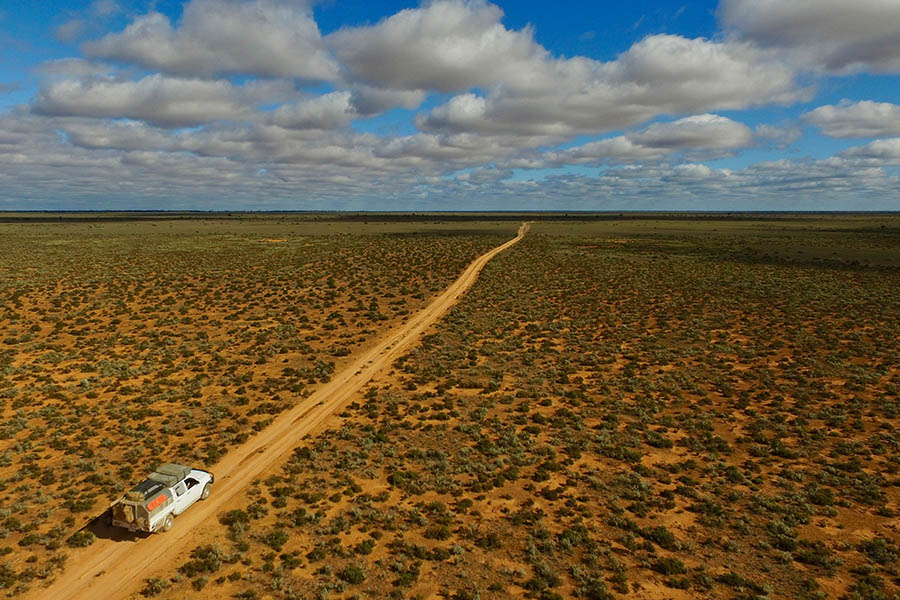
[3,214,900,600]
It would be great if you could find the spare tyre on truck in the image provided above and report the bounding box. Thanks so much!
[110,463,214,533]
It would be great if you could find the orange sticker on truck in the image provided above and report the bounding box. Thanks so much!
[147,494,167,511]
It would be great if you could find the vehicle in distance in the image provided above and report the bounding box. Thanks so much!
[110,463,214,533]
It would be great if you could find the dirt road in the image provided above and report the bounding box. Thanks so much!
[26,222,529,600]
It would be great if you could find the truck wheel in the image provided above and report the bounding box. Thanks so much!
[200,484,211,501]
[162,514,174,532]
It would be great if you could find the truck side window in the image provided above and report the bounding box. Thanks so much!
[175,483,186,497]
[185,478,198,489]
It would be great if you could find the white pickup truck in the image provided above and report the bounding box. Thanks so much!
[110,463,214,533]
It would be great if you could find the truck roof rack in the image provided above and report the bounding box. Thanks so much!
[146,463,192,488]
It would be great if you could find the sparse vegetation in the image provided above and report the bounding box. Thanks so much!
[6,214,900,599]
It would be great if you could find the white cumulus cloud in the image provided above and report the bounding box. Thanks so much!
[629,114,754,150]
[328,0,545,93]
[83,0,338,80]
[268,92,355,130]
[804,100,900,138]
[34,74,255,128]
[841,138,900,163]
[720,0,900,74]
[418,31,804,138]
[551,114,754,165]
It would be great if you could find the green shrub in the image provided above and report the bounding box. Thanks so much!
[653,557,687,575]
[338,563,366,585]
[66,530,96,548]
[140,577,169,597]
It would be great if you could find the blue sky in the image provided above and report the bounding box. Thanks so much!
[1,0,899,210]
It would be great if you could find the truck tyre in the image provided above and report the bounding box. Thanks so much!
[200,484,211,501]
[162,513,174,532]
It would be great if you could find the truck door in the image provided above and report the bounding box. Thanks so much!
[172,481,190,514]
[182,476,204,507]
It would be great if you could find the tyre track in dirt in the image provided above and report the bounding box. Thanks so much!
[26,222,529,600]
